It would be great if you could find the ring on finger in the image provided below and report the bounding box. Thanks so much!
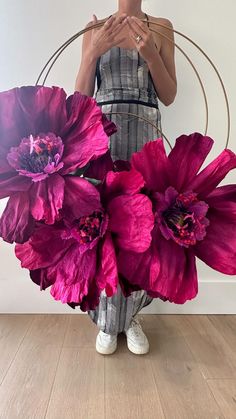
[135,34,142,43]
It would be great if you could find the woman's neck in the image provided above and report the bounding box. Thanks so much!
[116,0,144,18]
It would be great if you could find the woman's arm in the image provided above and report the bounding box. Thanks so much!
[126,16,177,106]
[147,18,177,106]
[74,19,98,96]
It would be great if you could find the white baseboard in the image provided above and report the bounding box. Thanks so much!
[1,279,236,314]
[141,279,236,314]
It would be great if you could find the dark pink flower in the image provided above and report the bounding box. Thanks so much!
[118,133,236,304]
[0,86,116,243]
[15,170,154,310]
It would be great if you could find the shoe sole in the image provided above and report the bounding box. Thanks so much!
[127,340,149,355]
[96,340,117,355]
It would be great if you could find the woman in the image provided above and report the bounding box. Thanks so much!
[74,0,177,355]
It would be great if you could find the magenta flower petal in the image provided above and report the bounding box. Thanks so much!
[62,92,116,137]
[168,133,213,191]
[15,86,68,135]
[50,244,97,304]
[117,135,236,303]
[77,232,119,311]
[79,232,119,310]
[150,231,198,303]
[148,244,198,304]
[61,121,110,174]
[83,150,114,181]
[30,268,55,291]
[118,225,198,304]
[205,184,236,215]
[101,113,117,137]
[104,168,145,198]
[187,149,236,198]
[30,173,65,224]
[0,174,31,199]
[0,192,34,243]
[108,194,154,252]
[113,159,131,172]
[95,233,118,297]
[194,186,236,274]
[131,139,170,192]
[0,88,28,149]
[15,224,72,269]
[117,229,160,295]
[60,93,115,174]
[62,176,102,220]
[0,86,67,149]
[0,145,13,174]
[78,278,101,312]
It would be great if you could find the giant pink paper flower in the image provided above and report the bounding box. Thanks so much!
[15,169,154,310]
[0,86,116,243]
[118,133,236,304]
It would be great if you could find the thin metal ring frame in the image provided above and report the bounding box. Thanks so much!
[35,21,206,151]
[36,18,231,150]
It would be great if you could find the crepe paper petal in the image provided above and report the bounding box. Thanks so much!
[0,192,34,243]
[108,194,154,252]
[30,173,65,224]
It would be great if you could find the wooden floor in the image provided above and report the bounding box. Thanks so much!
[0,315,235,419]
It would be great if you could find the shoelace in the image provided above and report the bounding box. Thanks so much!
[129,319,143,338]
[100,331,116,341]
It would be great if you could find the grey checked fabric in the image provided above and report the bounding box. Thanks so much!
[87,45,162,335]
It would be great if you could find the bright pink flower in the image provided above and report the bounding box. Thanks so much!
[0,86,116,243]
[118,133,236,304]
[15,170,154,310]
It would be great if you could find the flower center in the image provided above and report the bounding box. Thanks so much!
[163,203,195,245]
[74,211,104,244]
[157,188,209,247]
[7,133,64,180]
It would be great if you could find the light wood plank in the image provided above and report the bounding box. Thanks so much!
[0,342,62,419]
[207,379,236,419]
[45,348,105,419]
[175,315,236,379]
[145,316,224,419]
[63,314,99,348]
[208,315,236,355]
[0,315,69,419]
[22,314,69,349]
[1,314,236,419]
[141,314,184,337]
[105,351,165,419]
[0,315,33,384]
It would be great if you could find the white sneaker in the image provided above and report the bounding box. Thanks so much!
[96,330,117,355]
[125,317,149,355]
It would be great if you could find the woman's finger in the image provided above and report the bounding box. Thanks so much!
[113,36,127,46]
[127,16,148,35]
[104,16,126,37]
[103,13,125,29]
[126,20,145,43]
[103,14,116,31]
[108,16,127,38]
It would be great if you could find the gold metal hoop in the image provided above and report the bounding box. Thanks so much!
[36,18,230,150]
[36,22,209,144]
[106,111,172,150]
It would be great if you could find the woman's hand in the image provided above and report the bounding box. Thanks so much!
[126,16,160,63]
[88,14,128,60]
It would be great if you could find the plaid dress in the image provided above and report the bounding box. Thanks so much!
[88,16,162,335]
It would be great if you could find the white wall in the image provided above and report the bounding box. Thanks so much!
[0,0,236,313]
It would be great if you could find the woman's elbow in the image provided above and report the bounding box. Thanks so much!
[162,85,177,107]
